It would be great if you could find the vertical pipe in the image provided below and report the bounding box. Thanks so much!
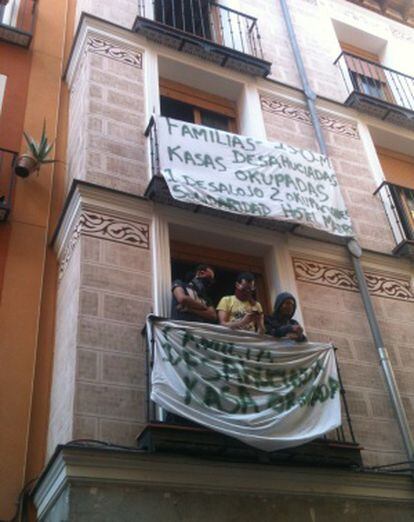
[279,0,328,155]
[351,249,414,464]
[278,0,414,472]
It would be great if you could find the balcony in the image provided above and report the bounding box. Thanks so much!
[137,320,362,469]
[374,181,414,258]
[335,52,414,130]
[145,116,301,234]
[133,0,271,77]
[0,0,36,47]
[0,148,17,222]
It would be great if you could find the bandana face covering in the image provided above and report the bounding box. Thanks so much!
[235,287,255,303]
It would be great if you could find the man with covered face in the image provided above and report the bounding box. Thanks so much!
[171,264,217,323]
[265,292,307,342]
[217,272,264,334]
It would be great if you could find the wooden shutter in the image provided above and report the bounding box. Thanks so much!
[376,146,414,190]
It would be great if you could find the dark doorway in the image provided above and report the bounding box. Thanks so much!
[154,0,211,40]
[171,258,263,308]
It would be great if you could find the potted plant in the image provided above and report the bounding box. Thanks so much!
[15,121,58,178]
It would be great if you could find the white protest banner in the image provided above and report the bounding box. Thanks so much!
[157,116,354,237]
[149,317,341,451]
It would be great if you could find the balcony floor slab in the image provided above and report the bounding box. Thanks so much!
[132,16,271,77]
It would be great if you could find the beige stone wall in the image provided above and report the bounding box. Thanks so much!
[75,0,138,30]
[261,94,396,253]
[47,243,81,456]
[240,0,346,101]
[67,36,147,196]
[48,201,153,456]
[74,232,152,445]
[293,254,414,466]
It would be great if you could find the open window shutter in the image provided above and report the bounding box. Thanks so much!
[377,147,414,190]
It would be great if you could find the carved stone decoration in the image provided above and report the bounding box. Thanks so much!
[85,36,143,68]
[260,96,360,140]
[81,211,149,247]
[293,257,414,302]
[58,219,83,280]
[390,27,414,41]
[59,211,149,279]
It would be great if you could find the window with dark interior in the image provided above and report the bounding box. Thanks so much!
[170,241,270,313]
[340,42,393,103]
[159,78,237,132]
[154,0,211,39]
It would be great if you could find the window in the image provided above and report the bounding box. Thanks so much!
[159,78,237,132]
[351,73,386,99]
[170,240,270,313]
[0,0,20,27]
[377,147,414,239]
[340,42,393,104]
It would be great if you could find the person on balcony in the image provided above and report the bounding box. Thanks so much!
[171,264,217,323]
[265,292,307,342]
[217,272,265,334]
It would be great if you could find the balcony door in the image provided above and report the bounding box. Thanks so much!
[154,0,211,39]
[159,78,237,132]
[377,147,414,239]
[340,42,394,104]
[170,240,270,313]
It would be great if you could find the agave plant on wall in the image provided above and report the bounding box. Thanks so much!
[15,121,58,178]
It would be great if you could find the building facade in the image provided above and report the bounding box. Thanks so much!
[1,0,414,520]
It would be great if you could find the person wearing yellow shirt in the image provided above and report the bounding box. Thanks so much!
[217,272,265,334]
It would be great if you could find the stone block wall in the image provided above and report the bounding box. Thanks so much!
[244,0,347,102]
[67,33,147,196]
[48,195,153,456]
[260,92,396,253]
[292,254,414,466]
[47,242,81,456]
[75,0,138,30]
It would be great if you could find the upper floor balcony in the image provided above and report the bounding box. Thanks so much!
[133,0,271,77]
[335,52,414,130]
[374,181,414,259]
[0,148,17,222]
[0,0,36,47]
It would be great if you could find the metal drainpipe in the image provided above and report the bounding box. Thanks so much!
[278,0,414,469]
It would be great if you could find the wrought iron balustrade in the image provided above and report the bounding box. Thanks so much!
[335,52,414,129]
[134,1,270,76]
[374,181,414,258]
[138,320,361,468]
[0,148,17,222]
[0,0,36,47]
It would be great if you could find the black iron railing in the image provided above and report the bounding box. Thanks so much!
[138,0,264,60]
[0,148,17,222]
[335,52,414,112]
[374,181,414,244]
[0,0,37,46]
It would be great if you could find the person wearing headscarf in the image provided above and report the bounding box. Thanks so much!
[265,292,306,342]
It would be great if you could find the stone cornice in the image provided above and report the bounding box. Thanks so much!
[53,181,152,279]
[65,13,145,88]
[33,446,414,519]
